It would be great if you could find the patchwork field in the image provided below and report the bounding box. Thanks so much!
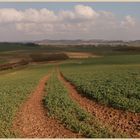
[0,43,139,138]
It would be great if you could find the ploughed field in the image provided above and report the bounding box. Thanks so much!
[0,54,139,138]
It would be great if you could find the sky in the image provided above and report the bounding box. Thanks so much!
[0,2,140,42]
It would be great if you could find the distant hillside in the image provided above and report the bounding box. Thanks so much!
[0,41,140,56]
[35,39,125,45]
[35,39,140,46]
[0,41,140,65]
[128,40,140,46]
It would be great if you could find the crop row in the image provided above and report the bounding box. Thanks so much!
[61,64,140,113]
[0,65,52,137]
[43,69,124,138]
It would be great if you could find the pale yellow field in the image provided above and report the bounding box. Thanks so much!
[64,52,100,58]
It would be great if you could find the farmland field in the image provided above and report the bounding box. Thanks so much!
[43,69,122,138]
[0,42,139,138]
[60,55,140,113]
[0,65,52,137]
[60,54,140,137]
[0,1,140,138]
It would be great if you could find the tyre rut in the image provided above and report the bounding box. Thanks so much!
[13,74,80,138]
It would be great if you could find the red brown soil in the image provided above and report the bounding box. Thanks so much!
[58,71,140,138]
[13,74,81,138]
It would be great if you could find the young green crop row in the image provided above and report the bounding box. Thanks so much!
[0,65,52,137]
[61,64,140,113]
[43,70,125,138]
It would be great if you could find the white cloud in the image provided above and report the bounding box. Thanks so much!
[0,5,139,41]
[0,8,22,23]
[121,15,136,28]
[22,8,57,23]
[74,5,99,19]
[0,8,57,23]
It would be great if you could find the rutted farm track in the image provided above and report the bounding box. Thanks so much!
[13,74,80,138]
[12,67,140,138]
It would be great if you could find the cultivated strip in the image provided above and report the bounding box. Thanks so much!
[59,70,140,138]
[13,74,78,138]
[44,70,116,138]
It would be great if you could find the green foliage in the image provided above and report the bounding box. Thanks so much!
[0,65,51,137]
[44,70,122,138]
[61,57,140,113]
[0,43,40,52]
[62,55,140,66]
[30,53,69,62]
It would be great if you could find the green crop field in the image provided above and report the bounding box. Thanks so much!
[0,65,52,137]
[61,55,140,113]
[43,70,123,138]
[0,41,139,138]
[62,54,140,65]
[0,3,140,137]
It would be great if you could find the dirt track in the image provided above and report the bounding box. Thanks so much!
[13,74,80,138]
[58,71,140,138]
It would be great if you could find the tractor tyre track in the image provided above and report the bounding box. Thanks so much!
[13,74,80,138]
[58,71,140,138]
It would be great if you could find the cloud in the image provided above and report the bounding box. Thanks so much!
[0,8,22,23]
[0,5,139,41]
[0,8,57,23]
[121,15,136,28]
[74,5,99,19]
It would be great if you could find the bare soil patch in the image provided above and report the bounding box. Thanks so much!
[13,74,80,138]
[64,52,99,58]
[59,71,140,138]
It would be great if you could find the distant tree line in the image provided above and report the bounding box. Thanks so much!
[0,60,29,71]
[30,53,69,62]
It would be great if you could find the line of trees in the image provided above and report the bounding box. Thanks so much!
[0,60,29,71]
[30,53,69,62]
